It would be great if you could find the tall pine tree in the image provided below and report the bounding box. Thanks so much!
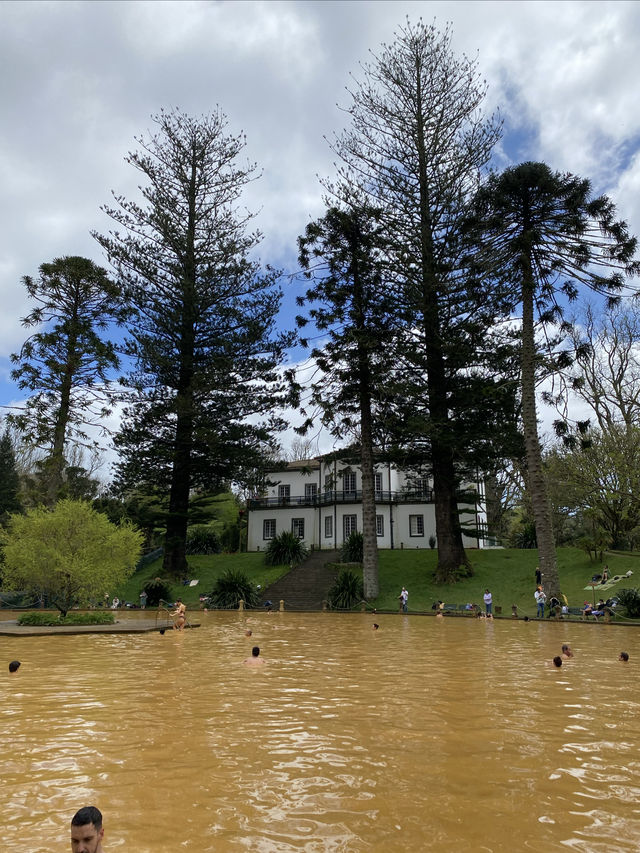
[328,20,502,580]
[94,109,292,578]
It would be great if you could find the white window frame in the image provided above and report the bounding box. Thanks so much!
[324,515,333,538]
[343,514,357,539]
[409,514,424,537]
[343,471,356,493]
[376,514,384,537]
[305,482,317,500]
[375,472,383,494]
[263,519,276,540]
[292,518,305,539]
[278,484,291,500]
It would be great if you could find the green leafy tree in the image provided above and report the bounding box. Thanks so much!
[0,499,143,617]
[0,429,22,524]
[545,427,640,550]
[296,203,391,598]
[469,162,640,597]
[329,20,502,581]
[94,109,292,578]
[8,256,126,505]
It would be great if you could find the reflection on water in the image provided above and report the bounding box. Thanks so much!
[1,612,639,851]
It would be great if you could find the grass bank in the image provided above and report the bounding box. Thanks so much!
[114,547,637,617]
[115,553,289,609]
[374,547,637,616]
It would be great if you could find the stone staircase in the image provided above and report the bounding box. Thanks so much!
[262,549,341,611]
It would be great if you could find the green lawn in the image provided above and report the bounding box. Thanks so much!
[374,547,637,615]
[114,546,637,617]
[114,553,290,609]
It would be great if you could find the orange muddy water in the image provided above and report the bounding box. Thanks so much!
[1,610,639,852]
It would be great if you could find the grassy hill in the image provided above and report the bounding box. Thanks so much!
[114,546,637,616]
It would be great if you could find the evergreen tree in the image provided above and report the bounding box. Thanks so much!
[296,202,391,598]
[0,429,22,524]
[469,161,640,597]
[94,109,292,578]
[327,20,502,580]
[8,256,126,505]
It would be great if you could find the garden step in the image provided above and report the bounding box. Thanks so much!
[262,550,341,610]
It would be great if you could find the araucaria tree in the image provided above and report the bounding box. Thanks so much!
[95,110,291,578]
[8,256,126,505]
[0,428,22,524]
[329,21,502,581]
[469,162,639,597]
[296,202,390,598]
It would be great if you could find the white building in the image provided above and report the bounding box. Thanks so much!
[246,456,489,552]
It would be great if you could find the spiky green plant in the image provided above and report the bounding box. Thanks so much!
[207,569,260,609]
[264,531,308,567]
[342,530,363,563]
[327,569,364,610]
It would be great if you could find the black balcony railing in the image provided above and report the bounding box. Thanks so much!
[247,488,445,510]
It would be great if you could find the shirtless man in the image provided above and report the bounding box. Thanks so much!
[561,644,574,659]
[243,646,266,666]
[71,806,104,853]
[171,598,186,631]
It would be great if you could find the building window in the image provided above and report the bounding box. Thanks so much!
[305,483,317,501]
[292,518,305,539]
[375,472,383,495]
[415,478,429,496]
[278,484,290,501]
[343,471,356,493]
[324,515,333,538]
[409,514,424,537]
[376,515,384,537]
[263,519,276,540]
[343,514,357,539]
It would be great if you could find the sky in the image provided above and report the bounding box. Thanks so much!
[2,0,640,468]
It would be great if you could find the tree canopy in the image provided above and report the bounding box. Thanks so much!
[0,499,143,617]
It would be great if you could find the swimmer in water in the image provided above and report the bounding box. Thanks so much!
[243,646,266,666]
[561,644,574,659]
[619,651,629,662]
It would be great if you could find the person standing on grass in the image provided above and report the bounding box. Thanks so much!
[535,586,546,618]
[483,588,492,616]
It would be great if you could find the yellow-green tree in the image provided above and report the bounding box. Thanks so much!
[1,499,143,616]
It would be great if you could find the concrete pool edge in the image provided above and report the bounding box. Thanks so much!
[0,619,200,636]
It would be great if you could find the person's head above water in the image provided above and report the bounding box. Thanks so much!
[71,806,103,853]
[9,660,21,673]
[552,656,563,668]
[252,646,260,657]
[619,651,629,662]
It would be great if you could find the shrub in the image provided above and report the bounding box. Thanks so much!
[220,521,241,552]
[327,569,364,610]
[264,531,308,566]
[207,569,260,609]
[17,612,115,626]
[342,531,363,563]
[616,587,640,618]
[142,578,173,607]
[185,525,221,555]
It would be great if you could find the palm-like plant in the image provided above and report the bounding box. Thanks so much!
[207,570,260,609]
[264,531,308,567]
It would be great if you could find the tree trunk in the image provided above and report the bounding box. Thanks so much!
[521,254,560,599]
[415,79,470,580]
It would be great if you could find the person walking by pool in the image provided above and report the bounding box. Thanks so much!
[399,587,408,613]
[172,598,186,631]
[71,805,104,853]
[483,588,492,616]
[534,586,546,618]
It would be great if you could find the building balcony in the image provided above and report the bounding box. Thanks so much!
[247,489,439,510]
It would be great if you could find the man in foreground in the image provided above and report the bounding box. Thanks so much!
[71,806,104,852]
